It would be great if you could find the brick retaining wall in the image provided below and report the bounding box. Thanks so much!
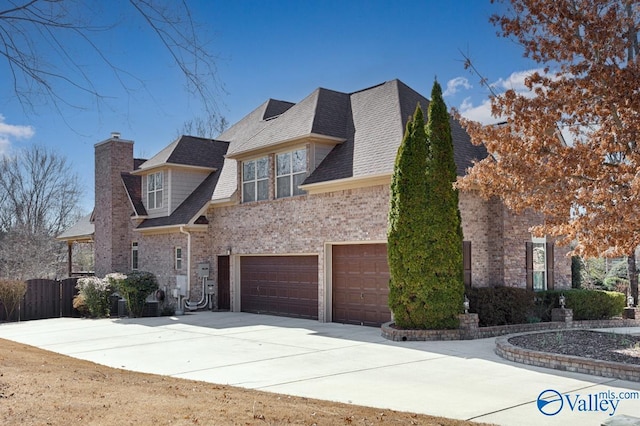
[381,316,640,341]
[495,332,640,382]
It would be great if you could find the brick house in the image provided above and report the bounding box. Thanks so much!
[59,79,571,326]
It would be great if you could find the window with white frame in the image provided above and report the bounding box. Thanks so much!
[131,242,139,270]
[242,157,269,202]
[147,171,163,209]
[175,247,182,270]
[532,237,547,291]
[276,148,307,198]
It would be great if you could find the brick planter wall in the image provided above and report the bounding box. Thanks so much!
[381,317,640,342]
[496,332,640,382]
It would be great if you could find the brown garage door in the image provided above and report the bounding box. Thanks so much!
[241,256,318,320]
[332,244,391,327]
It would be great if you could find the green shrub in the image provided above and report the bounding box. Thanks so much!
[0,280,27,321]
[467,287,536,326]
[113,271,158,318]
[76,277,112,318]
[537,289,625,320]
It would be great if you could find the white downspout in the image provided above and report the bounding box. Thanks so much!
[181,225,208,310]
[179,226,191,305]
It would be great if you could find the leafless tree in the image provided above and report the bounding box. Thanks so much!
[177,112,228,140]
[0,145,81,279]
[0,0,222,117]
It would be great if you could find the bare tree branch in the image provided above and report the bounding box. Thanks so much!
[0,0,222,117]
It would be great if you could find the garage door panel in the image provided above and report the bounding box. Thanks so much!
[332,244,391,327]
[241,256,318,320]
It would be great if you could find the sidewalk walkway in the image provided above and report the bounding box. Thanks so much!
[0,312,638,425]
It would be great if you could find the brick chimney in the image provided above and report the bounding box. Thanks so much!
[94,133,134,276]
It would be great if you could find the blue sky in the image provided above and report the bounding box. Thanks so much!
[0,0,538,213]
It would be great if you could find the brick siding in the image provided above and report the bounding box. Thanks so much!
[94,139,572,318]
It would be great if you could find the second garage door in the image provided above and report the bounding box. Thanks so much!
[241,256,318,320]
[332,244,391,327]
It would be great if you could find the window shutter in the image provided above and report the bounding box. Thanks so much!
[463,241,472,288]
[546,242,555,290]
[525,242,533,291]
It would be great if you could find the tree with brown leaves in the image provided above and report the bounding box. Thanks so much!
[456,0,640,301]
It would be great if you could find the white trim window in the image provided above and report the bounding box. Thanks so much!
[276,148,307,198]
[175,247,182,270]
[532,237,547,291]
[147,171,163,209]
[242,157,269,202]
[131,242,139,270]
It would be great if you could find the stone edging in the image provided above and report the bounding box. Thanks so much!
[381,317,640,342]
[495,331,640,382]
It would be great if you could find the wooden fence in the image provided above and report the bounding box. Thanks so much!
[0,278,79,322]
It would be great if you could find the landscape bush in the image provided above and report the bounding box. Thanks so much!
[113,271,158,318]
[72,292,89,317]
[76,276,112,318]
[467,286,536,326]
[536,289,625,320]
[0,279,27,321]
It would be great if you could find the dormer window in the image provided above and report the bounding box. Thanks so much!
[276,148,307,198]
[243,157,269,202]
[147,171,163,209]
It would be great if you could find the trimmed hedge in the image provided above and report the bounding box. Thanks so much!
[467,287,536,327]
[468,287,625,326]
[535,289,625,321]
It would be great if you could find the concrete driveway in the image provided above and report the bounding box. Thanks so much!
[0,312,639,425]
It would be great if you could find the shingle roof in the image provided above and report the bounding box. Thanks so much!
[212,79,487,200]
[137,135,228,171]
[223,89,350,157]
[304,80,487,184]
[121,173,147,216]
[263,99,295,120]
[56,213,94,241]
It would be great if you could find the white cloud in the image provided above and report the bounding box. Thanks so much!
[458,97,501,125]
[0,114,35,156]
[443,77,472,97]
[456,68,549,124]
[491,68,546,93]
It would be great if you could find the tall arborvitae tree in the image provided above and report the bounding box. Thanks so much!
[388,104,431,328]
[388,81,464,329]
[422,80,464,329]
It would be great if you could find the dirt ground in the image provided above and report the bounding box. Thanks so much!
[0,339,492,426]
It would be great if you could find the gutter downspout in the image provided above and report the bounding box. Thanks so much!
[179,226,191,310]
[181,225,208,310]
